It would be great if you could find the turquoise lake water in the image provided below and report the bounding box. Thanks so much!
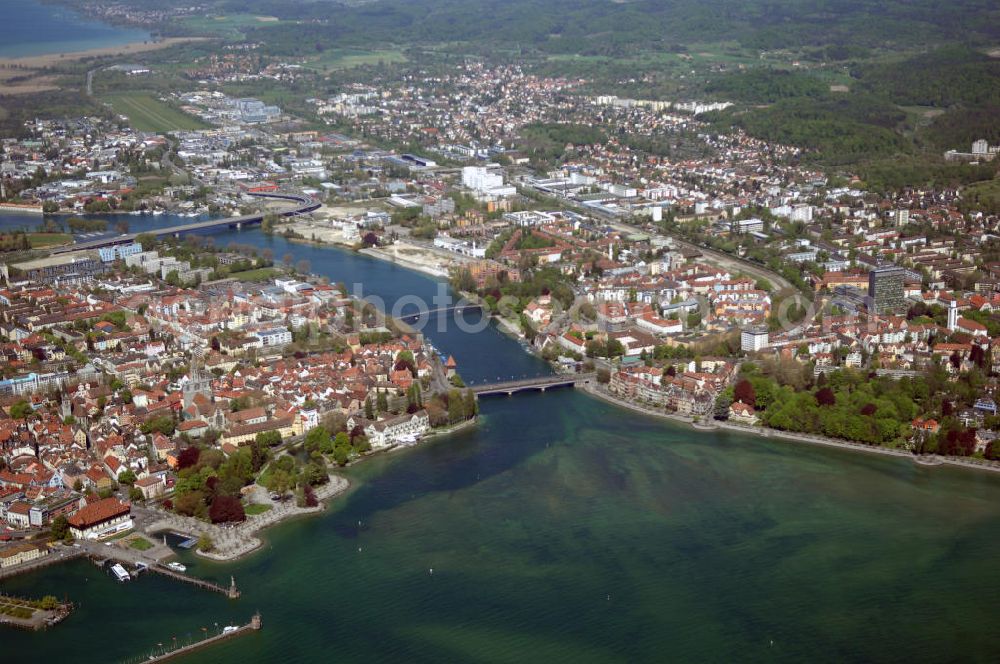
[0,0,150,58]
[2,218,1000,662]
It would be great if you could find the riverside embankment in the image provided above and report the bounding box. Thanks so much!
[7,217,1000,663]
[580,382,1000,475]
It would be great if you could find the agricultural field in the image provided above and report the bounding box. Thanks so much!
[304,48,408,72]
[102,93,209,133]
[180,14,289,40]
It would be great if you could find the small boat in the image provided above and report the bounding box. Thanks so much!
[111,563,130,582]
[166,562,187,573]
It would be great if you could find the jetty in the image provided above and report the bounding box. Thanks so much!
[88,556,241,598]
[79,540,240,598]
[142,568,241,599]
[120,613,262,664]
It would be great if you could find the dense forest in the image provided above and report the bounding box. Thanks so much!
[705,69,829,104]
[707,93,908,165]
[697,45,1000,183]
[854,47,1000,108]
[79,0,999,57]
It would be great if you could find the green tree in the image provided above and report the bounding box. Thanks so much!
[197,533,214,552]
[333,431,350,450]
[9,400,33,419]
[304,426,331,455]
[448,389,465,424]
[255,430,282,447]
[50,515,70,540]
[464,390,478,419]
[265,469,294,496]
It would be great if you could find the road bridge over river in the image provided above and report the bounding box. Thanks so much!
[51,192,320,254]
[471,372,595,396]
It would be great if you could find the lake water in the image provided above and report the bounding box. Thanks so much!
[3,223,1000,661]
[0,0,150,58]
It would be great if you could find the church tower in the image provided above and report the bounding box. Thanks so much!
[947,298,958,332]
[182,362,213,409]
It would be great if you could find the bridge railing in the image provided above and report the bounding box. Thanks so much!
[52,192,319,254]
[470,373,594,392]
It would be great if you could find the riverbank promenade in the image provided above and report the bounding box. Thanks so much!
[581,382,1000,475]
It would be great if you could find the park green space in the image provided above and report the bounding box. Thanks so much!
[28,232,72,248]
[229,267,282,282]
[128,536,154,551]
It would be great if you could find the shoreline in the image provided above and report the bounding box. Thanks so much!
[0,416,483,578]
[143,415,483,563]
[579,382,1000,475]
[360,246,451,279]
[282,232,451,279]
[422,416,479,440]
[0,38,208,69]
[143,474,351,563]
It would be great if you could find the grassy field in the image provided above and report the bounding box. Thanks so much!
[245,503,273,516]
[229,267,282,282]
[305,48,408,72]
[103,93,208,133]
[0,232,72,251]
[180,14,287,39]
[28,232,72,248]
[128,536,153,551]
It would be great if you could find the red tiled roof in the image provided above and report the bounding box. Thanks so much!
[67,498,129,529]
[177,419,209,432]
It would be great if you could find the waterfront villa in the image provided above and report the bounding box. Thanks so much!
[729,401,759,425]
[67,497,132,540]
[364,410,430,449]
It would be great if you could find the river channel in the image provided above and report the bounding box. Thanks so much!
[3,216,1000,662]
